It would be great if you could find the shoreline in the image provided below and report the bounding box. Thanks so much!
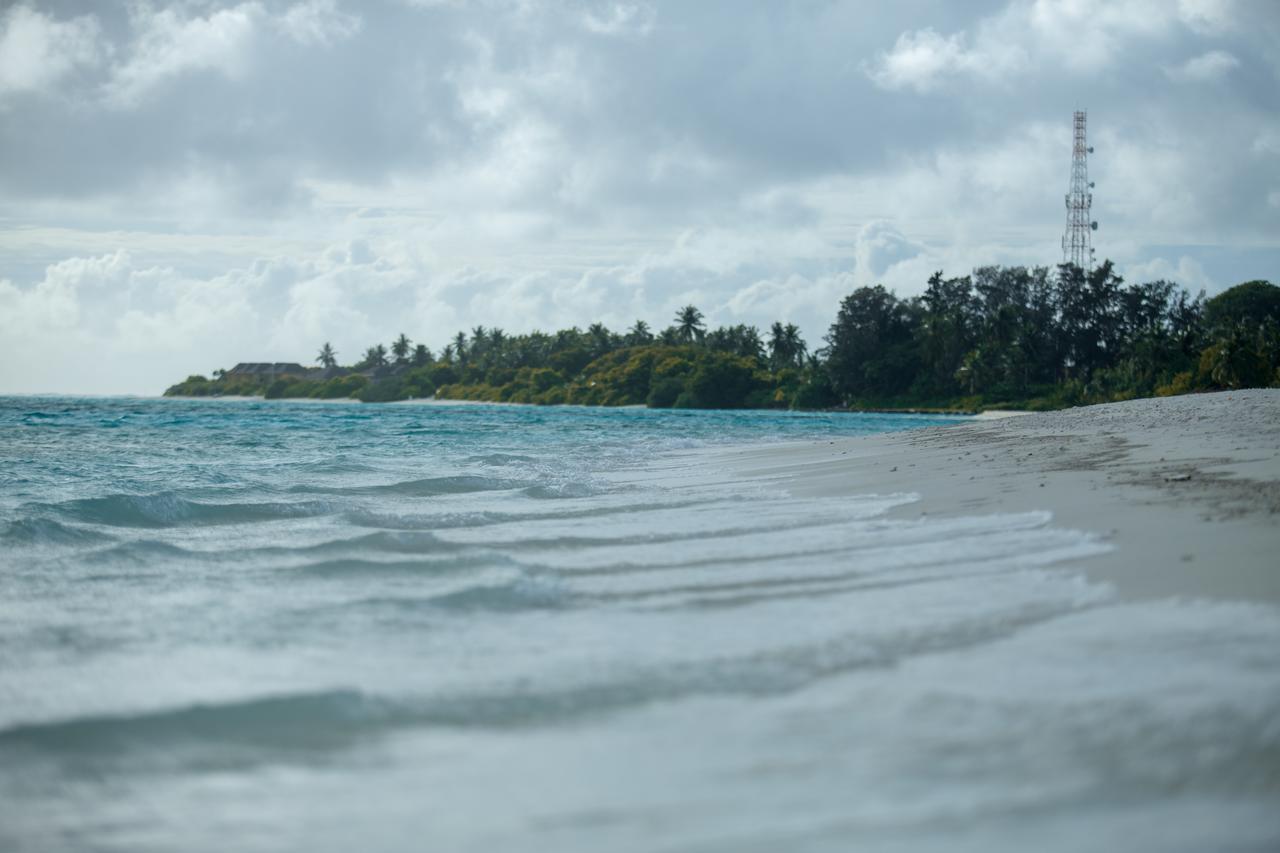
[711,389,1280,604]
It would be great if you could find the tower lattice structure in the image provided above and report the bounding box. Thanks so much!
[1062,110,1097,270]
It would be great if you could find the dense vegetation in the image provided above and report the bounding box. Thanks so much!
[166,264,1279,411]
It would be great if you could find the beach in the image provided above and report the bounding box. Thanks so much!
[2,394,1279,852]
[717,389,1280,604]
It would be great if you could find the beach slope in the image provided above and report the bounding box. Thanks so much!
[721,390,1280,603]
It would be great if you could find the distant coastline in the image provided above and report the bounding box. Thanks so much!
[166,267,1279,411]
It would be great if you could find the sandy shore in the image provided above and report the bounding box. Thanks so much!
[715,390,1280,604]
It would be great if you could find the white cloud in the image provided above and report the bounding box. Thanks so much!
[0,5,101,98]
[277,0,362,47]
[868,0,1243,91]
[106,2,265,107]
[0,2,1272,393]
[581,3,655,38]
[1120,255,1215,292]
[1173,0,1237,35]
[865,28,1026,93]
[1165,49,1240,82]
[853,222,927,281]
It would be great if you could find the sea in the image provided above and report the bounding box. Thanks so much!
[1,396,1277,853]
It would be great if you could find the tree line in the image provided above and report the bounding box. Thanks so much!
[166,263,1279,410]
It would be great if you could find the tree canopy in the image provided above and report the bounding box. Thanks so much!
[166,268,1279,408]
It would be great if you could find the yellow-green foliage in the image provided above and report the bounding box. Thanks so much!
[165,374,271,397]
[435,345,783,410]
[314,374,369,399]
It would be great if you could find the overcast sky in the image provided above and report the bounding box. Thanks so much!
[1,0,1277,394]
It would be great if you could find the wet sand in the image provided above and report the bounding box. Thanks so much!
[715,390,1280,603]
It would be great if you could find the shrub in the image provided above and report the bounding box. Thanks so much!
[646,377,684,408]
[312,374,367,399]
[356,377,408,403]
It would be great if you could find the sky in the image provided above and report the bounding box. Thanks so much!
[1,0,1277,394]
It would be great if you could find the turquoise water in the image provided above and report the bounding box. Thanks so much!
[2,397,1278,852]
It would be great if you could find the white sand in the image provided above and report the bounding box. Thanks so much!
[715,390,1280,603]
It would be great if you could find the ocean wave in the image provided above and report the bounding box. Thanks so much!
[290,457,379,475]
[0,517,114,547]
[83,539,193,564]
[520,481,605,500]
[424,576,568,611]
[340,496,724,532]
[463,452,540,467]
[0,598,1102,757]
[294,530,455,555]
[289,554,500,577]
[0,689,389,753]
[47,492,334,528]
[291,474,527,498]
[84,530,468,567]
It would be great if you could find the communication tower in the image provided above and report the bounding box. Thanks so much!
[1062,110,1098,270]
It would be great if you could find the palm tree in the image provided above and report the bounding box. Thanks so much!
[469,326,489,365]
[675,305,705,344]
[768,322,807,370]
[587,322,615,358]
[411,343,432,367]
[316,342,337,369]
[391,333,412,365]
[486,328,507,368]
[452,331,468,364]
[626,319,653,346]
[362,344,388,368]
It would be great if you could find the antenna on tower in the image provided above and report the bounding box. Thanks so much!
[1061,110,1097,271]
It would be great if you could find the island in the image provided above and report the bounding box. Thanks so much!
[166,265,1279,410]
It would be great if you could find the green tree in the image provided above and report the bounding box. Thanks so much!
[674,305,706,344]
[411,343,432,367]
[586,322,618,359]
[706,324,765,362]
[824,285,920,401]
[1056,261,1124,379]
[626,320,654,346]
[391,333,412,365]
[768,322,807,371]
[1204,280,1280,332]
[316,342,337,369]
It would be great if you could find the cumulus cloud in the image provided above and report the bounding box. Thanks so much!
[276,0,362,47]
[106,2,265,107]
[1120,255,1216,292]
[865,28,1026,93]
[867,0,1246,90]
[581,3,655,37]
[0,4,101,99]
[0,0,1276,393]
[1164,49,1241,81]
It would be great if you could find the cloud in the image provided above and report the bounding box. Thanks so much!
[581,3,655,37]
[867,0,1244,91]
[1164,49,1241,81]
[276,0,362,47]
[0,1,1275,393]
[865,28,1026,93]
[105,2,265,107]
[0,4,101,99]
[1120,255,1215,292]
[853,222,927,281]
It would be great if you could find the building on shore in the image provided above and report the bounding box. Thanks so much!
[224,363,311,380]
